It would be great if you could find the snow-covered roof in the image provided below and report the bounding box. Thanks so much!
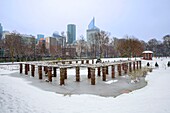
[142,51,153,54]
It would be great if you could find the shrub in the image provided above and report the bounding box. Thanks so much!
[155,62,159,67]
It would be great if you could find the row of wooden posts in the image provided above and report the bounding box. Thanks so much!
[19,60,142,85]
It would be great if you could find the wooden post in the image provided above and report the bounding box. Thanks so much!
[53,67,57,77]
[129,62,132,72]
[27,64,30,71]
[102,66,106,81]
[122,63,125,70]
[31,65,35,77]
[91,67,95,85]
[45,66,48,75]
[111,65,115,78]
[139,61,142,69]
[60,68,65,85]
[64,68,67,79]
[25,64,28,75]
[69,61,72,64]
[81,60,84,64]
[88,67,91,79]
[137,61,139,69]
[20,63,22,74]
[44,66,46,71]
[76,66,80,82]
[118,64,121,76]
[86,60,89,64]
[48,67,52,82]
[106,66,109,74]
[97,67,101,76]
[133,62,136,70]
[124,63,127,74]
[62,61,65,64]
[38,66,42,79]
[92,59,94,64]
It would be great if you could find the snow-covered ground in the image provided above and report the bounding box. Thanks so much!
[0,57,170,113]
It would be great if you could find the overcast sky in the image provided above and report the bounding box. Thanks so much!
[0,0,170,41]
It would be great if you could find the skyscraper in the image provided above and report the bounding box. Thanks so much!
[0,23,3,40]
[86,18,100,43]
[37,34,44,40]
[67,24,76,44]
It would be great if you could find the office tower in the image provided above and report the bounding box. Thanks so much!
[0,23,3,40]
[67,24,76,44]
[86,17,100,43]
[37,34,44,40]
[53,31,66,47]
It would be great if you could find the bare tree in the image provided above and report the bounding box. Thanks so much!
[117,36,144,58]
[3,32,24,62]
[76,35,87,58]
[94,30,110,58]
[163,35,170,56]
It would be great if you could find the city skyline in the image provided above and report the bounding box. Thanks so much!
[0,0,170,41]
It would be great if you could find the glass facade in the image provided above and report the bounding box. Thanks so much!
[37,34,44,40]
[86,18,100,43]
[0,23,3,40]
[88,17,99,30]
[67,24,76,44]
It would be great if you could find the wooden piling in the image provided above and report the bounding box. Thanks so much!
[106,66,109,74]
[124,63,127,74]
[122,63,125,70]
[111,65,115,78]
[139,61,142,69]
[129,62,132,72]
[118,64,121,76]
[60,68,65,85]
[27,64,30,71]
[81,60,84,64]
[88,67,91,79]
[76,66,80,82]
[53,67,57,77]
[31,65,35,77]
[91,67,95,85]
[86,60,89,64]
[20,63,22,74]
[64,68,67,79]
[97,67,101,76]
[133,62,136,70]
[25,64,28,75]
[44,66,48,75]
[137,61,139,69]
[92,59,94,64]
[38,66,42,79]
[44,66,46,71]
[102,66,106,81]
[48,67,52,82]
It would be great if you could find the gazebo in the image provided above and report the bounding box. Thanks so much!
[142,51,153,60]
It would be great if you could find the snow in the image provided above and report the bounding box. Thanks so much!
[105,80,118,84]
[142,51,153,53]
[0,57,170,113]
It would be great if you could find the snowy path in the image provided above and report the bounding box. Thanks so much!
[0,58,170,113]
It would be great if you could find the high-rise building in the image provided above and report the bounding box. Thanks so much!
[0,23,3,40]
[86,18,100,43]
[37,34,44,40]
[67,24,76,44]
[45,36,58,56]
[53,31,66,47]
